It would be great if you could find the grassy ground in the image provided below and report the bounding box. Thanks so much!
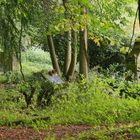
[0,77,140,139]
[22,48,52,75]
[0,49,140,139]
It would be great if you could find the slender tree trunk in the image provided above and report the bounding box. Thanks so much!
[67,30,77,80]
[64,30,72,75]
[63,0,72,77]
[47,35,61,75]
[43,0,61,75]
[18,23,25,80]
[3,47,13,72]
[3,25,13,72]
[79,7,88,77]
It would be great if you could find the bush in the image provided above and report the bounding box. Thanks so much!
[22,48,52,74]
[5,71,22,84]
[18,70,64,107]
[22,48,51,64]
[88,39,125,70]
[47,72,140,125]
[1,71,140,128]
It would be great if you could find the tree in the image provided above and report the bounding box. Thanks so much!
[67,30,78,80]
[41,0,134,78]
[43,0,61,75]
[9,0,135,79]
[63,30,72,76]
[62,0,72,76]
[62,0,76,79]
[0,0,39,76]
[79,7,88,77]
[47,35,61,75]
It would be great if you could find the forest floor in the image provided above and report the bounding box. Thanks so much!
[0,122,140,140]
[1,77,140,139]
[0,125,92,140]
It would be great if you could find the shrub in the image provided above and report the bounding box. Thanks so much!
[5,71,22,83]
[22,48,51,64]
[48,72,140,125]
[22,48,52,74]
[18,70,64,107]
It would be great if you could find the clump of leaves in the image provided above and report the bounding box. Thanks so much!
[18,70,65,108]
[5,71,22,83]
[47,72,140,125]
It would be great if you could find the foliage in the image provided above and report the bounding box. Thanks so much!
[88,0,135,43]
[88,39,126,69]
[46,72,140,126]
[91,67,140,99]
[22,48,51,65]
[18,70,64,107]
[5,71,22,84]
[0,0,136,76]
[0,71,140,140]
[0,0,40,54]
[22,48,52,74]
[33,0,135,43]
[26,0,136,77]
[0,1,140,139]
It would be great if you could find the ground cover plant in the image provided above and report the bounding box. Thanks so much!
[0,70,140,139]
[22,48,52,75]
[0,0,140,139]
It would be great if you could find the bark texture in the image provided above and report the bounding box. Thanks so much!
[43,0,61,75]
[47,35,61,75]
[64,31,72,75]
[67,30,77,80]
[79,7,88,77]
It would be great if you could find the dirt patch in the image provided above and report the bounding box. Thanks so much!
[0,125,92,140]
[52,125,92,139]
[0,123,140,139]
[0,127,46,140]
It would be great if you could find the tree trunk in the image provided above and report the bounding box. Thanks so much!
[64,30,72,75]
[67,30,77,80]
[79,7,88,77]
[63,0,72,77]
[47,35,61,75]
[3,49,13,72]
[43,0,61,75]
[3,29,13,72]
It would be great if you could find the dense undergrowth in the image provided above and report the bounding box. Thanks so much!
[0,49,140,139]
[22,48,52,75]
[0,72,140,125]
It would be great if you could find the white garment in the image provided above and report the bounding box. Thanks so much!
[47,75,64,84]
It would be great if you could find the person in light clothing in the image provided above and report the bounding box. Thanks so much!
[47,69,64,84]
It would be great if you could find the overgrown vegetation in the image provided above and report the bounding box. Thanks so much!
[0,68,140,138]
[0,0,140,139]
[22,48,52,74]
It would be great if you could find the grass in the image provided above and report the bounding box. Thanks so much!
[0,49,140,139]
[0,73,140,139]
[59,122,140,139]
[0,48,52,83]
[22,48,52,75]
[47,79,140,126]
